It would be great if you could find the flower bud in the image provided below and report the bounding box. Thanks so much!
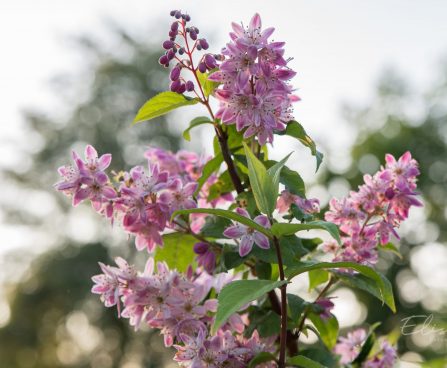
[190,30,197,41]
[174,10,182,19]
[163,40,174,50]
[170,66,181,81]
[199,39,209,50]
[196,44,202,51]
[168,30,177,38]
[158,55,168,65]
[178,47,185,55]
[185,81,194,91]
[169,10,176,16]
[170,79,181,92]
[177,83,186,94]
[198,62,207,73]
[204,54,217,69]
[171,22,179,31]
[184,14,191,22]
[193,242,208,254]
[166,49,175,60]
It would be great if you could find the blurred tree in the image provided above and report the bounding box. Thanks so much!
[0,24,181,367]
[322,67,447,362]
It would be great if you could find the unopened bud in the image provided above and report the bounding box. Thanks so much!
[163,40,174,50]
[185,81,194,91]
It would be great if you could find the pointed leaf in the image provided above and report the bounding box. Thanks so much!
[281,121,323,171]
[195,154,223,195]
[212,279,287,333]
[287,355,326,368]
[285,261,396,312]
[271,221,341,245]
[243,142,275,215]
[133,91,199,124]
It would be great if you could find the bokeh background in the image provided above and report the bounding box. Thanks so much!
[0,1,446,367]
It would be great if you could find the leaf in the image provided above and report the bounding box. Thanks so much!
[243,142,276,215]
[352,329,376,364]
[281,121,323,171]
[207,170,234,201]
[280,165,306,197]
[255,261,272,280]
[212,279,287,333]
[248,352,277,368]
[308,270,329,291]
[285,261,396,312]
[271,221,341,245]
[183,116,213,141]
[379,242,403,259]
[287,355,326,368]
[172,208,273,238]
[200,216,232,238]
[250,235,307,266]
[155,233,196,272]
[287,294,308,323]
[266,153,293,200]
[308,313,339,349]
[197,69,221,98]
[133,91,199,124]
[334,271,396,313]
[195,154,223,195]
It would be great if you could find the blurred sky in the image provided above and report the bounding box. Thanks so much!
[0,0,447,257]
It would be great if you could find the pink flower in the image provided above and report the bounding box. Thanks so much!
[334,328,367,364]
[323,152,421,266]
[314,298,335,320]
[214,13,298,145]
[223,208,270,257]
[159,179,198,215]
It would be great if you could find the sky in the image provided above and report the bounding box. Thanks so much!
[0,2,446,362]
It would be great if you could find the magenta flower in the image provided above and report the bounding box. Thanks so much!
[333,328,367,364]
[276,190,320,215]
[194,242,217,274]
[314,298,335,320]
[223,208,270,257]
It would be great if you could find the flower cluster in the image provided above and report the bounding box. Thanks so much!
[211,13,299,145]
[159,9,220,94]
[334,328,397,367]
[92,258,276,367]
[55,145,230,254]
[323,152,421,265]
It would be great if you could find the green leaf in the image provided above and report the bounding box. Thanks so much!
[308,313,339,349]
[285,261,396,312]
[282,121,323,171]
[155,233,196,272]
[308,270,329,291]
[172,208,272,238]
[248,352,277,368]
[250,235,307,266]
[212,279,287,333]
[279,165,306,197]
[287,355,326,368]
[183,116,213,141]
[195,154,223,195]
[335,271,396,313]
[243,142,276,215]
[271,221,341,245]
[200,216,232,238]
[197,69,221,98]
[352,329,376,364]
[207,170,234,201]
[255,261,272,280]
[266,153,293,199]
[287,294,308,323]
[133,91,199,124]
[379,242,403,259]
